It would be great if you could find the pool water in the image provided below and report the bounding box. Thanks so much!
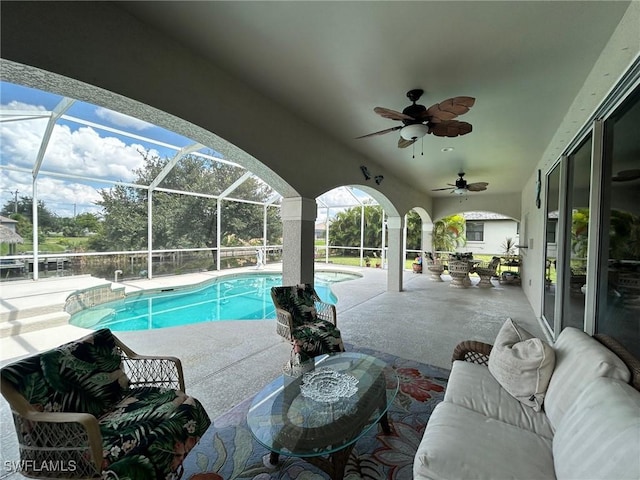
[69,271,359,332]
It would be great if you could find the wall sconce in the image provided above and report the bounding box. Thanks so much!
[360,165,371,180]
[375,175,384,185]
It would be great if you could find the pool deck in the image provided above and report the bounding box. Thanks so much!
[0,263,546,478]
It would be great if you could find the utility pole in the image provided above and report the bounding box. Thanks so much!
[12,190,19,214]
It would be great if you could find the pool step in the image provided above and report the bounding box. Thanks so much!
[0,311,71,338]
[0,303,66,323]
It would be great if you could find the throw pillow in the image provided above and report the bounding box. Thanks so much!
[488,318,556,411]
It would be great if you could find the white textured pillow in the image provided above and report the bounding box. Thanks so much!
[488,318,556,411]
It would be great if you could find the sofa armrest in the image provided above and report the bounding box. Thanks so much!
[315,300,337,326]
[275,307,295,341]
[115,337,185,391]
[452,340,493,366]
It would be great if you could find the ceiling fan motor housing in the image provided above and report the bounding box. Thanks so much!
[401,104,427,125]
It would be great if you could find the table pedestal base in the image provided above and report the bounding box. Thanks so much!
[267,413,392,480]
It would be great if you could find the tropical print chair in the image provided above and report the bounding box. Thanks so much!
[271,284,345,360]
[0,328,211,480]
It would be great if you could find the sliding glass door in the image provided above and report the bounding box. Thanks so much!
[542,164,561,332]
[596,89,640,358]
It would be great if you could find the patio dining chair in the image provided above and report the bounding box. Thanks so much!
[472,256,501,288]
[271,284,345,360]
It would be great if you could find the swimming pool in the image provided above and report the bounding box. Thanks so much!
[69,271,360,331]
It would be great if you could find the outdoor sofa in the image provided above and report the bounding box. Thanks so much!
[414,320,640,479]
[1,328,211,479]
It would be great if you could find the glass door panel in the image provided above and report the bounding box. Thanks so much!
[562,136,592,330]
[596,89,640,358]
[543,164,561,332]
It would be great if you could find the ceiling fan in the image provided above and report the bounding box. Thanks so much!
[356,89,475,149]
[432,171,488,195]
[612,169,640,182]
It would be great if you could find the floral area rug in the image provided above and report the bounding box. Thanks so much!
[181,346,449,480]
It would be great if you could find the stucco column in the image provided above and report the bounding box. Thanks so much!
[281,196,317,286]
[386,215,404,292]
[422,222,434,254]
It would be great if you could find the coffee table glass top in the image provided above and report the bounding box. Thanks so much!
[247,352,399,457]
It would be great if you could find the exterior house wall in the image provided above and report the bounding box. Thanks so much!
[459,219,519,256]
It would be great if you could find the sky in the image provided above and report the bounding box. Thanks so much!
[0,81,372,219]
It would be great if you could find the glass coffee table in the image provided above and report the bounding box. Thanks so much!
[247,352,399,480]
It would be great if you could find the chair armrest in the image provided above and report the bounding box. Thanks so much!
[452,340,493,366]
[275,307,295,341]
[115,337,185,391]
[11,409,103,477]
[594,334,640,391]
[315,300,337,326]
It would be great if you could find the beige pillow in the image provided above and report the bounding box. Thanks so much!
[488,318,556,411]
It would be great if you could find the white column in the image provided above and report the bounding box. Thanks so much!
[281,197,317,286]
[386,215,404,291]
[422,222,434,254]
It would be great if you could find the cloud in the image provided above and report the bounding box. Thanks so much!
[2,100,48,112]
[95,107,154,131]
[0,107,162,216]
[1,119,153,181]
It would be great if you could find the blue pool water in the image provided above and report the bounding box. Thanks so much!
[69,271,359,332]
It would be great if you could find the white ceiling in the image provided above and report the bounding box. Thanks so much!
[119,1,632,198]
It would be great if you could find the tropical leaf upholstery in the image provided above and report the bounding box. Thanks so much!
[0,328,211,479]
[271,284,345,359]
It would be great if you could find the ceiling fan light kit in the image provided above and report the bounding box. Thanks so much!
[400,124,429,141]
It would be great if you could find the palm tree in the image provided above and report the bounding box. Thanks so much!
[432,214,466,253]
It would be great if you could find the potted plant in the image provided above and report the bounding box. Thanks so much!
[364,256,371,267]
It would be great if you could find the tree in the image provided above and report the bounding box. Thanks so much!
[329,204,385,254]
[328,205,423,255]
[88,151,282,253]
[432,214,466,252]
[405,210,422,250]
[1,196,58,233]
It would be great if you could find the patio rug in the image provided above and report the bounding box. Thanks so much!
[180,346,450,480]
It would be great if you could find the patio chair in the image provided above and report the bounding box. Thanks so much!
[424,252,445,282]
[0,328,211,480]
[472,256,501,288]
[271,284,345,360]
[448,260,471,288]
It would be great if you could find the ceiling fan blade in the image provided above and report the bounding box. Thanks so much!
[429,120,473,137]
[398,137,417,148]
[424,105,457,121]
[467,182,489,192]
[374,107,414,121]
[355,125,402,139]
[424,96,475,122]
[612,169,640,181]
[431,186,455,191]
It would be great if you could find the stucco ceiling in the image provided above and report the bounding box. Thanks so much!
[119,1,632,198]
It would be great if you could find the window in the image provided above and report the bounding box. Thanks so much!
[466,222,484,241]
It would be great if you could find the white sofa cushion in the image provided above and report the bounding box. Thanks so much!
[445,360,555,439]
[488,318,556,411]
[553,377,640,480]
[544,327,630,428]
[414,402,555,480]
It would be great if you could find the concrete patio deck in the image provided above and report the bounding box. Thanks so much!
[0,264,546,479]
